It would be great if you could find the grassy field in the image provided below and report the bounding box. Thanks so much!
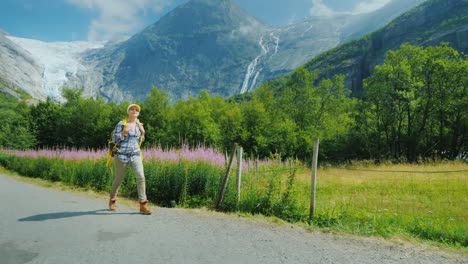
[235,161,467,248]
[307,162,467,221]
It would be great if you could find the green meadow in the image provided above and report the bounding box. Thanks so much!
[228,161,467,248]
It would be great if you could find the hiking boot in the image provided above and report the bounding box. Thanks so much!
[109,198,117,211]
[139,200,152,215]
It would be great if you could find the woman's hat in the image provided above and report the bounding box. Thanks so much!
[127,104,141,113]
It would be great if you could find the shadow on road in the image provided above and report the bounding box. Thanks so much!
[18,209,140,221]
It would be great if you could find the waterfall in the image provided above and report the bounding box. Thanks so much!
[240,30,281,94]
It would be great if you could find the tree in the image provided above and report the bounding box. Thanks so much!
[141,87,171,147]
[218,103,244,152]
[270,67,354,160]
[54,88,112,148]
[0,98,37,149]
[424,45,467,159]
[253,83,299,158]
[30,98,61,147]
[240,98,271,157]
[169,91,221,147]
[362,43,467,161]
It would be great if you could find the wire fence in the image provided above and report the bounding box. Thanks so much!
[224,149,467,223]
[333,168,468,173]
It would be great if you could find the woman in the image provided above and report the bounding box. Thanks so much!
[108,104,152,214]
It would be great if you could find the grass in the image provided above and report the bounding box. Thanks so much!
[305,162,467,225]
[235,161,467,250]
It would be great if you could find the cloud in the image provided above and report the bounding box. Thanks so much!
[66,0,171,41]
[286,13,299,25]
[352,0,392,14]
[309,0,393,17]
[309,0,336,17]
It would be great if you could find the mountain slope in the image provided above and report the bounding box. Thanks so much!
[117,0,267,99]
[269,0,468,97]
[339,0,425,42]
[0,31,44,99]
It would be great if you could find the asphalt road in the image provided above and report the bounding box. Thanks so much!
[0,174,465,264]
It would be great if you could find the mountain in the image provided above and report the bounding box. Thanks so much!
[339,0,425,43]
[3,35,105,101]
[110,0,267,101]
[61,0,268,102]
[63,0,426,102]
[269,0,468,97]
[0,31,44,100]
[1,0,427,102]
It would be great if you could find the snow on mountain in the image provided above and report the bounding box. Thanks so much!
[6,36,105,101]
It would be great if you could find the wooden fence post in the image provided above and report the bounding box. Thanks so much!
[309,138,320,219]
[236,146,243,210]
[215,143,237,210]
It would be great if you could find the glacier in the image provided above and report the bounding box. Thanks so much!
[6,36,105,101]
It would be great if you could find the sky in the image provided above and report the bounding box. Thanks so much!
[0,0,394,42]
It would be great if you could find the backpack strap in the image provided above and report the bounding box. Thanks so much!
[106,120,127,172]
[136,120,144,160]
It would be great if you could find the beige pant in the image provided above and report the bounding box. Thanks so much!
[110,156,147,201]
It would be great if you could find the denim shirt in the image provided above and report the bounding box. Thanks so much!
[112,120,143,163]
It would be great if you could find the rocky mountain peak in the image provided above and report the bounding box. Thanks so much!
[140,0,264,37]
[187,0,233,6]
